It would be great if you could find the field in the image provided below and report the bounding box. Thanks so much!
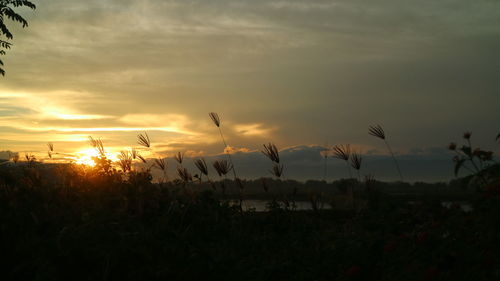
[1,160,499,281]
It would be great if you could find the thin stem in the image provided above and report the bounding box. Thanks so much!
[466,139,481,173]
[218,127,238,180]
[384,140,403,181]
[345,161,353,179]
[323,156,328,181]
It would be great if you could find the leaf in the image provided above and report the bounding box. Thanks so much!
[454,158,466,176]
[461,145,472,157]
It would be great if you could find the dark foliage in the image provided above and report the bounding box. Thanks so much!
[0,0,36,76]
[0,161,499,281]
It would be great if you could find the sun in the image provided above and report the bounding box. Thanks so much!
[73,148,119,166]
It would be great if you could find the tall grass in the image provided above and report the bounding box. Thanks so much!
[369,124,403,181]
[209,112,238,181]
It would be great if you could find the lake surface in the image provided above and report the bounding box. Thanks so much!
[234,200,330,212]
[231,200,473,212]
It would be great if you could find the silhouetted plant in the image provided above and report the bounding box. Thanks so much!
[213,159,232,192]
[174,151,185,165]
[213,159,232,177]
[177,166,192,183]
[369,124,403,181]
[270,163,284,178]
[24,153,36,166]
[118,150,133,172]
[332,144,353,178]
[0,0,36,76]
[449,131,495,190]
[349,151,363,209]
[89,136,105,157]
[194,158,209,183]
[209,112,238,180]
[262,142,280,164]
[350,151,362,177]
[47,142,54,159]
[137,132,151,148]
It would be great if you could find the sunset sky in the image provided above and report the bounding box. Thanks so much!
[1,0,499,181]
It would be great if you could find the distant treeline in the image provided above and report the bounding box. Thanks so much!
[0,162,474,200]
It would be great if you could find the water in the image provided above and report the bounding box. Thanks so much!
[441,201,473,212]
[233,200,473,212]
[236,200,330,212]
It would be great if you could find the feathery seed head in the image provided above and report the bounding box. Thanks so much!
[194,158,208,176]
[212,159,232,177]
[88,136,105,157]
[209,112,220,127]
[153,158,167,171]
[174,151,185,164]
[369,125,386,140]
[332,144,351,161]
[137,132,151,148]
[176,166,192,183]
[350,152,362,170]
[262,143,280,163]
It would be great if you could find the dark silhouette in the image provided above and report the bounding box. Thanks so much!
[0,0,36,76]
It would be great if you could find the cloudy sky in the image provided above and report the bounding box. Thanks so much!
[1,0,499,181]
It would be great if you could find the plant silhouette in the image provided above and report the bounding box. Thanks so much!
[0,0,36,76]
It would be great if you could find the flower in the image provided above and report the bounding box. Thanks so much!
[463,131,471,139]
[448,142,457,151]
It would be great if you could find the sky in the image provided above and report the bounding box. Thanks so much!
[1,0,499,181]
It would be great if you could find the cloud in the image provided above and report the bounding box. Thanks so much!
[224,145,253,154]
[145,144,466,182]
[0,0,499,169]
[233,123,275,137]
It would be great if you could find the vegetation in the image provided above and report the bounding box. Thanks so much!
[0,125,499,280]
[0,0,36,76]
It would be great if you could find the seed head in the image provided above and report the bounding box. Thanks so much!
[332,144,351,161]
[350,152,362,170]
[262,143,280,163]
[212,159,232,177]
[194,158,208,176]
[174,151,185,164]
[368,125,386,140]
[137,132,151,148]
[209,112,220,127]
[176,166,192,183]
[153,158,167,171]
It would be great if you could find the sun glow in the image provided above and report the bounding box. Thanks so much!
[73,148,120,167]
